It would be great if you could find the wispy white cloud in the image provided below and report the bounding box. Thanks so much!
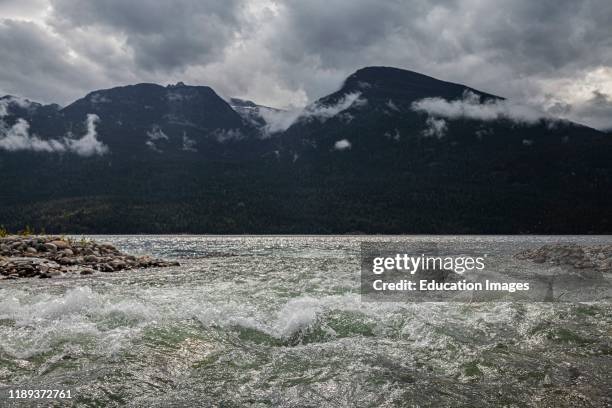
[301,92,366,122]
[411,91,551,125]
[0,118,67,152]
[0,110,108,156]
[258,92,367,135]
[0,97,66,152]
[258,108,302,135]
[63,114,108,156]
[0,96,32,117]
[333,139,351,151]
[1,0,611,131]
[422,117,447,138]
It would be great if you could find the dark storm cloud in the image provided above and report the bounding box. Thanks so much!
[0,0,610,129]
[271,0,612,91]
[272,0,415,65]
[49,0,243,71]
[456,1,612,72]
[0,19,99,103]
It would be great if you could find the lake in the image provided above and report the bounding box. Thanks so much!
[1,236,610,407]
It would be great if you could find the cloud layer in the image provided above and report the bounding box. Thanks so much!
[0,0,611,129]
[260,92,366,135]
[412,91,552,126]
[0,102,108,156]
[64,114,108,156]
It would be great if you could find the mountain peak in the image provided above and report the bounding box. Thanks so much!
[0,95,39,107]
[349,66,440,81]
[167,81,187,88]
[229,98,259,108]
[340,66,500,102]
[0,95,62,119]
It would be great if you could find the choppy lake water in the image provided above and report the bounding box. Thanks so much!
[1,236,611,407]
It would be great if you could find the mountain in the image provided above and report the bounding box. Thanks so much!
[0,95,65,135]
[229,97,284,131]
[0,67,611,233]
[281,66,599,155]
[277,67,611,232]
[62,82,264,157]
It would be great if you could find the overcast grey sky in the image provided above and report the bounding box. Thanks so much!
[1,0,611,129]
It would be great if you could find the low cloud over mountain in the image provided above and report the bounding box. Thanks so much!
[412,91,555,126]
[0,66,610,233]
[0,97,107,155]
[1,0,611,130]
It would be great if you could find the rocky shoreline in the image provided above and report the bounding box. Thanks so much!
[0,235,179,279]
[515,243,612,273]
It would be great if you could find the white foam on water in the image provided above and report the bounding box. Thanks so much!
[0,265,565,366]
[190,293,440,341]
[0,280,544,362]
[0,286,156,358]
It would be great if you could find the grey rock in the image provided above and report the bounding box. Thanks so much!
[50,240,70,250]
[1,235,179,279]
[44,243,57,252]
[110,260,126,270]
[84,255,100,263]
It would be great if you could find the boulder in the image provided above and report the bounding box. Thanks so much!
[0,235,179,279]
[110,260,127,270]
[44,243,57,252]
[58,257,78,265]
[50,240,70,250]
[98,263,114,272]
[84,255,100,263]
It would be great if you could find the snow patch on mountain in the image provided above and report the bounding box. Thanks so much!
[89,92,111,104]
[213,128,244,143]
[182,133,197,152]
[384,129,401,141]
[145,125,169,152]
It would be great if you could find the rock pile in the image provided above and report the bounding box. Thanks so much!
[0,235,179,279]
[515,244,612,273]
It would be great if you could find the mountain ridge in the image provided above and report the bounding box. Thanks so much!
[2,67,606,137]
[1,66,610,233]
